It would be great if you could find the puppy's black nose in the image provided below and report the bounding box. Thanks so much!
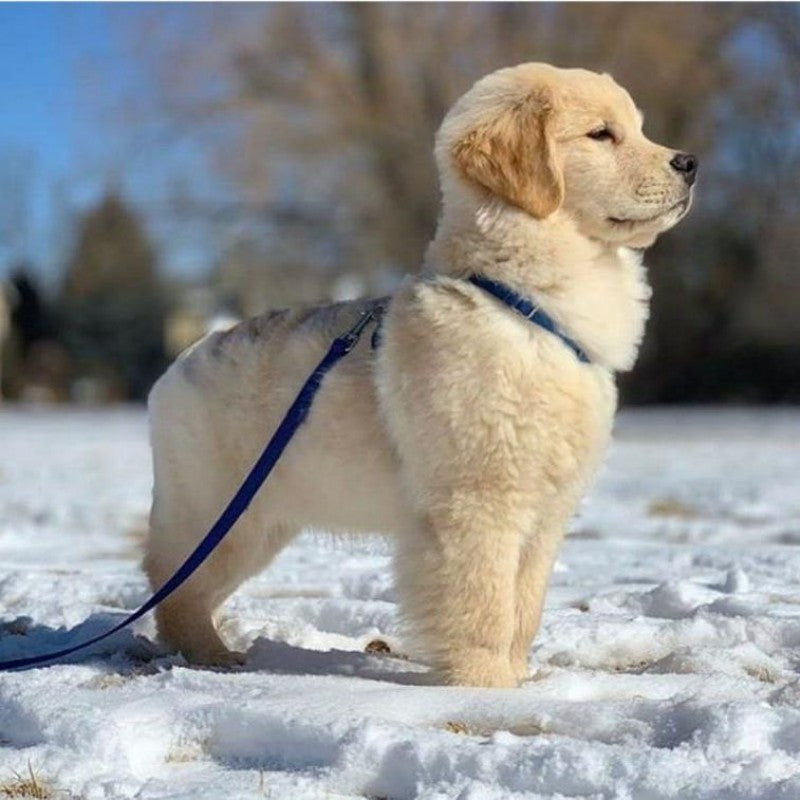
[670,152,698,186]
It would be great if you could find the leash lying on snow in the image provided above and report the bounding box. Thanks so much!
[0,275,589,672]
[0,307,380,671]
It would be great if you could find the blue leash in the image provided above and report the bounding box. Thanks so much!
[0,308,378,671]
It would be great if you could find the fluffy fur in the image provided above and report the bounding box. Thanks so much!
[144,63,695,687]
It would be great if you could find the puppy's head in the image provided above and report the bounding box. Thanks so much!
[438,63,696,248]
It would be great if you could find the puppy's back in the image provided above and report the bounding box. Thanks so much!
[152,295,387,409]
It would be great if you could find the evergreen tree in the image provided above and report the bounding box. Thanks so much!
[60,192,167,400]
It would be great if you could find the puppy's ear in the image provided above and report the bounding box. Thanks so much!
[452,90,563,219]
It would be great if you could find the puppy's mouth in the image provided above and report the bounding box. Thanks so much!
[608,198,689,226]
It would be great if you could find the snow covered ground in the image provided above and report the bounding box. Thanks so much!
[1,406,799,799]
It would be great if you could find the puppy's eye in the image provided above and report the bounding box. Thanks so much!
[587,127,615,142]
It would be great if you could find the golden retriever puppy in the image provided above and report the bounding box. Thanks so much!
[144,63,695,687]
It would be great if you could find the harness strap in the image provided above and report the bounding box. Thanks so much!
[0,308,378,671]
[468,274,590,364]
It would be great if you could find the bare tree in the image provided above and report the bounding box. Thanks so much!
[110,3,800,401]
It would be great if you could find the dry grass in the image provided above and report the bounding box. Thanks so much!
[443,720,470,734]
[82,673,131,691]
[744,664,779,683]
[0,762,86,800]
[647,497,700,519]
[165,736,211,764]
[0,763,52,799]
[165,747,200,764]
[443,719,549,737]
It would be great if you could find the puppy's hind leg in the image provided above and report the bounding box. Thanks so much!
[145,514,298,666]
[144,506,235,665]
[151,581,236,667]
[145,366,301,665]
[144,496,236,666]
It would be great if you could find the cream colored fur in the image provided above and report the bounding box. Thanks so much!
[144,63,694,687]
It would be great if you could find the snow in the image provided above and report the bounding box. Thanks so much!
[1,406,800,799]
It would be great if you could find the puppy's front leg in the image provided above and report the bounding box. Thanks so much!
[395,496,523,688]
[510,525,564,682]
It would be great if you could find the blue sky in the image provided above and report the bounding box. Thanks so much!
[0,4,77,178]
[0,4,151,284]
[0,3,249,287]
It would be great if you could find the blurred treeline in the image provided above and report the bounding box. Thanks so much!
[1,194,167,402]
[2,3,800,403]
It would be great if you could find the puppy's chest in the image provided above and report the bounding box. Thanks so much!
[474,345,616,475]
[381,293,616,496]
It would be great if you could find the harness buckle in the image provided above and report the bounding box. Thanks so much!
[340,309,377,353]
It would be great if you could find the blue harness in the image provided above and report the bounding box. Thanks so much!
[468,275,590,364]
[0,276,589,671]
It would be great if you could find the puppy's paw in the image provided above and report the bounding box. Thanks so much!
[511,656,531,684]
[441,649,519,688]
[184,648,247,669]
[209,649,247,669]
